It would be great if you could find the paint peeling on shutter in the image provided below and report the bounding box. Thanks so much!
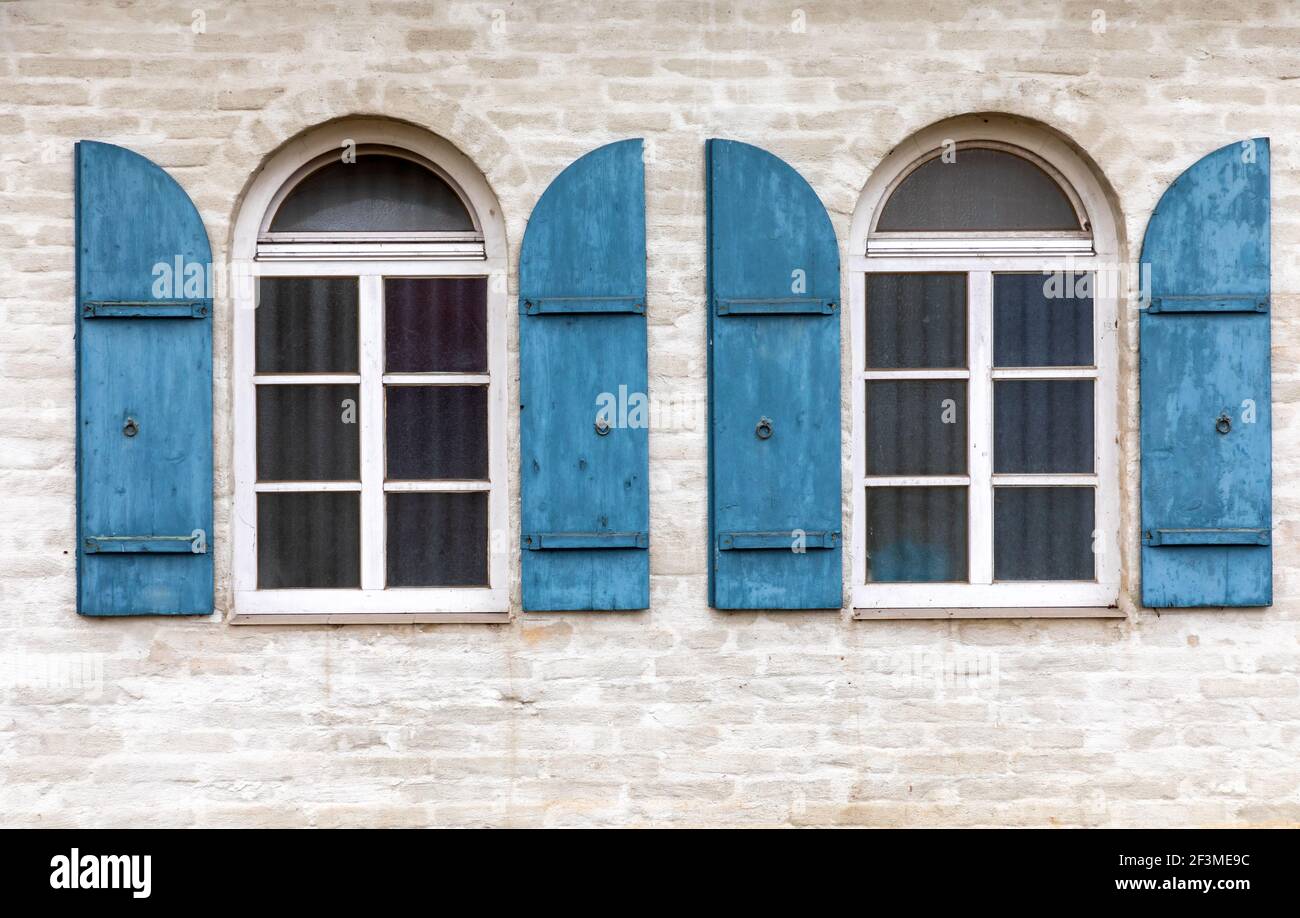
[76,141,214,615]
[519,140,649,610]
[706,139,842,609]
[1140,138,1271,607]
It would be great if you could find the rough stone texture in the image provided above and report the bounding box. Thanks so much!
[1,0,1298,827]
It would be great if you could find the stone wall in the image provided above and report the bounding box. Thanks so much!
[0,0,1296,826]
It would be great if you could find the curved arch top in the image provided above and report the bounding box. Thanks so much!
[519,139,646,299]
[231,117,507,262]
[851,113,1122,259]
[1140,138,1270,298]
[707,139,839,301]
[876,144,1083,232]
[267,151,476,234]
[77,141,212,300]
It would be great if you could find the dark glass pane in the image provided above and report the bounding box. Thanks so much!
[386,386,487,479]
[994,273,1093,367]
[257,491,360,588]
[386,492,488,587]
[269,154,475,233]
[866,273,966,369]
[994,487,1095,581]
[256,277,358,373]
[866,380,966,475]
[994,380,1093,473]
[257,385,360,481]
[877,148,1081,232]
[385,277,487,373]
[866,487,967,582]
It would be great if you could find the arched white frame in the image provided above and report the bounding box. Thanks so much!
[256,144,486,261]
[849,115,1121,619]
[231,119,509,624]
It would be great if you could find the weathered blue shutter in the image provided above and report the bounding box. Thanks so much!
[706,140,841,609]
[76,142,213,615]
[1140,138,1271,607]
[519,140,649,610]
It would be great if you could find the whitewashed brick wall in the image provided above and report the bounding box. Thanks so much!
[1,0,1297,826]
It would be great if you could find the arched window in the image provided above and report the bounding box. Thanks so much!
[850,117,1120,617]
[231,121,508,623]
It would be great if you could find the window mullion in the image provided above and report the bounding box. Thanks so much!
[968,271,994,585]
[359,274,385,590]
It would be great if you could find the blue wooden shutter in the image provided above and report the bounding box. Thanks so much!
[1140,138,1271,607]
[706,139,841,609]
[519,140,649,610]
[76,141,213,615]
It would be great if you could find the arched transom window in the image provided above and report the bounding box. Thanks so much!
[232,121,508,623]
[850,119,1120,618]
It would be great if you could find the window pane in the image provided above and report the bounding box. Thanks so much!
[866,487,968,582]
[866,380,966,475]
[866,273,966,369]
[385,277,487,373]
[386,386,487,480]
[386,492,488,587]
[994,380,1093,473]
[257,385,360,481]
[256,277,358,373]
[877,148,1081,232]
[994,487,1095,581]
[268,154,475,233]
[257,491,360,588]
[994,273,1093,367]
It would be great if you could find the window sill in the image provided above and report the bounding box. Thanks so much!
[853,606,1123,621]
[229,611,511,625]
[231,588,510,624]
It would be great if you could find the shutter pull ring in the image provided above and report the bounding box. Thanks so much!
[122,416,139,438]
[1215,412,1231,435]
[755,416,774,440]
[594,416,612,436]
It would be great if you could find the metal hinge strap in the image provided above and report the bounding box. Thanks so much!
[82,300,210,318]
[522,531,648,550]
[521,296,644,315]
[1144,528,1270,546]
[718,530,840,550]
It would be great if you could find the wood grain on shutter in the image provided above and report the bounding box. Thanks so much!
[707,139,842,609]
[76,141,214,615]
[1140,138,1271,607]
[518,140,649,610]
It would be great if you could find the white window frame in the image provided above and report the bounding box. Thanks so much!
[849,116,1121,619]
[230,119,509,624]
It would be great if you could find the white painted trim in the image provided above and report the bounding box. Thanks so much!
[992,366,1096,379]
[253,260,496,277]
[382,373,490,386]
[854,605,1124,620]
[993,474,1098,487]
[358,275,384,592]
[853,582,1118,610]
[849,114,1121,615]
[864,475,970,488]
[230,611,511,626]
[867,234,1093,257]
[254,481,361,492]
[257,241,486,262]
[968,270,994,586]
[863,368,969,380]
[382,480,491,492]
[232,588,510,619]
[254,374,360,385]
[232,119,511,623]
